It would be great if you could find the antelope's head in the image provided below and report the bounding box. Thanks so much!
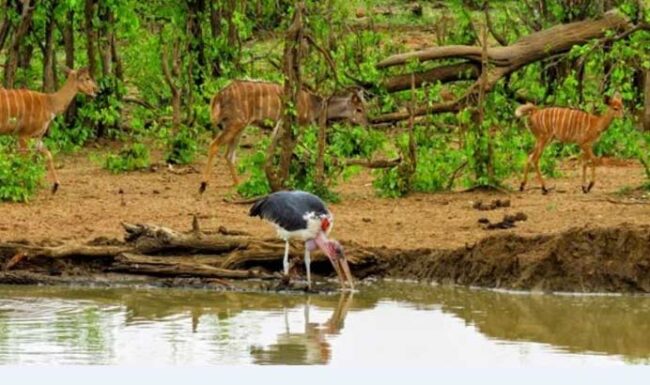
[608,93,623,118]
[64,67,98,97]
[326,89,368,126]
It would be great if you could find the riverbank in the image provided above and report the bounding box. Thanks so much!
[1,150,649,293]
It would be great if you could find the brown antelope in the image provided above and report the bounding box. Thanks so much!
[199,80,368,192]
[515,94,623,194]
[0,67,97,193]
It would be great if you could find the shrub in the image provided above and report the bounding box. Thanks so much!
[104,143,150,173]
[0,152,45,202]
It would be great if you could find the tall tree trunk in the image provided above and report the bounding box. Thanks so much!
[186,0,206,89]
[84,0,97,78]
[42,0,58,92]
[266,1,305,191]
[162,38,182,132]
[209,0,222,77]
[97,1,112,77]
[0,0,13,52]
[4,0,34,88]
[61,9,77,124]
[643,70,650,132]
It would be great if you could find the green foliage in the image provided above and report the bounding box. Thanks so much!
[165,127,198,165]
[237,136,272,198]
[0,149,45,202]
[104,143,150,173]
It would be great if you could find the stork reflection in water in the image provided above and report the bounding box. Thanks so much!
[250,293,353,365]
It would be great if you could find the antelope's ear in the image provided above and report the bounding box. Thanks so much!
[62,66,73,75]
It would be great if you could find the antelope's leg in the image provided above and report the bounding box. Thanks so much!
[219,122,246,187]
[225,144,239,187]
[585,145,596,193]
[200,133,223,194]
[36,140,60,194]
[531,139,549,194]
[17,137,29,155]
[520,150,533,191]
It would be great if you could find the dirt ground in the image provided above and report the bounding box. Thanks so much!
[1,147,649,251]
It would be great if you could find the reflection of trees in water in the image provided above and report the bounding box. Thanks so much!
[3,284,649,363]
[0,297,115,364]
[250,293,353,365]
[367,283,650,360]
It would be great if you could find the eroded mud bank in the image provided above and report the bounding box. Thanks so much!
[1,223,649,293]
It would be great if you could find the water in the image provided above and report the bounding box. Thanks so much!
[0,283,649,366]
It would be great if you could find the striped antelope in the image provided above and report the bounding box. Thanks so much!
[515,94,623,194]
[199,80,368,192]
[0,67,97,193]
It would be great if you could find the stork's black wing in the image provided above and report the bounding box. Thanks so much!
[249,191,329,232]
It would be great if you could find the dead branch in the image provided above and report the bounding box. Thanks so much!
[381,62,480,93]
[377,11,629,69]
[372,10,633,123]
[344,157,402,168]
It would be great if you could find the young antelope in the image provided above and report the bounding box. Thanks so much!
[515,95,623,194]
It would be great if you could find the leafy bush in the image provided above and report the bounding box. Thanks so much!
[104,143,150,173]
[165,127,198,165]
[0,151,45,202]
[237,136,271,198]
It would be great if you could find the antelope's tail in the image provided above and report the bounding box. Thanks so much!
[515,103,537,118]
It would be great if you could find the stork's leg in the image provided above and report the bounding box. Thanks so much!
[304,244,312,289]
[283,239,290,276]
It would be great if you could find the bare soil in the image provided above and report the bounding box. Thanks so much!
[1,149,650,293]
[1,149,648,249]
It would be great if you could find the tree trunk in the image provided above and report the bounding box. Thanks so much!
[3,0,35,88]
[84,0,97,78]
[97,1,112,78]
[187,0,207,89]
[209,0,222,76]
[265,1,305,191]
[61,9,77,124]
[643,70,650,132]
[161,38,182,132]
[0,0,13,52]
[42,0,58,92]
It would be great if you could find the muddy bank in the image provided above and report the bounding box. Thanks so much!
[1,222,649,293]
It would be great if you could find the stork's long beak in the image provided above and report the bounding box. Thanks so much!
[337,252,355,291]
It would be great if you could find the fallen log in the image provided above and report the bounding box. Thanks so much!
[110,253,275,279]
[381,62,480,93]
[373,10,639,123]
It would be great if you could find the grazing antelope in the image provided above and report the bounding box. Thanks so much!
[0,67,97,193]
[515,94,623,194]
[199,80,368,192]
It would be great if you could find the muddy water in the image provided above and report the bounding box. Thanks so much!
[0,283,649,366]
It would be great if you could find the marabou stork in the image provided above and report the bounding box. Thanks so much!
[249,190,354,290]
